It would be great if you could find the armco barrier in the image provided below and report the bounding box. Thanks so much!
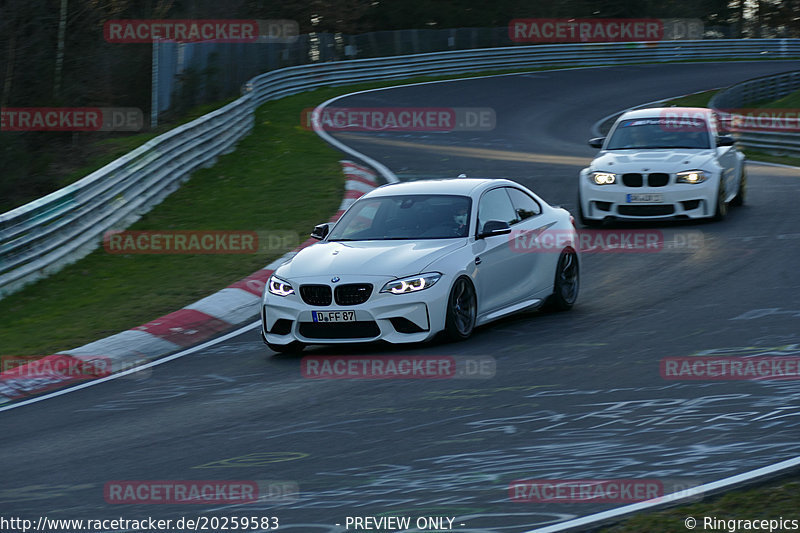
[709,70,800,156]
[0,96,255,298]
[3,39,800,299]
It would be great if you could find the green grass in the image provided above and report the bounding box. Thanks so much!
[600,477,800,532]
[661,89,717,108]
[742,149,800,167]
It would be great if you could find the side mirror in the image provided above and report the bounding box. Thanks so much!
[588,137,605,149]
[716,135,735,147]
[311,222,331,240]
[478,220,512,239]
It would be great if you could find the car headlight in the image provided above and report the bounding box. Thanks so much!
[590,171,616,185]
[268,275,294,297]
[380,273,442,294]
[676,170,707,184]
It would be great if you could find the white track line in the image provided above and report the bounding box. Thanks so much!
[525,455,800,532]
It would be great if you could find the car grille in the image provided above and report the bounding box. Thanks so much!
[648,173,670,186]
[299,321,380,339]
[622,173,643,187]
[334,283,373,305]
[618,205,675,216]
[622,173,671,187]
[300,285,332,306]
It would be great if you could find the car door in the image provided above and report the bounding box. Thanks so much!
[506,187,553,295]
[472,187,519,314]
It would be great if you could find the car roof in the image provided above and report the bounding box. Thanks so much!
[364,178,522,198]
[619,107,713,120]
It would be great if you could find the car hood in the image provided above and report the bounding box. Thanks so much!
[589,149,716,173]
[276,239,467,279]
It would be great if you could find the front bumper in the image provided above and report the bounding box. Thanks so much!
[261,275,451,345]
[579,178,717,221]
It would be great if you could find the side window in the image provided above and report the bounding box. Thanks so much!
[477,188,518,233]
[507,187,541,221]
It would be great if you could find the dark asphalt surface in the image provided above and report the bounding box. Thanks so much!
[3,61,800,533]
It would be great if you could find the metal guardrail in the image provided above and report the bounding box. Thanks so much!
[709,70,800,108]
[0,97,254,298]
[710,69,800,156]
[733,131,800,156]
[2,39,800,298]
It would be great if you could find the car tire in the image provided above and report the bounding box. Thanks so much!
[712,179,728,221]
[577,194,602,227]
[444,276,477,341]
[544,248,579,311]
[731,166,746,207]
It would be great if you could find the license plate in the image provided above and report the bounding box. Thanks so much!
[312,310,356,323]
[626,193,664,203]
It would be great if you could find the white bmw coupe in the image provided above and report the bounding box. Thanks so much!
[578,107,746,225]
[261,178,579,352]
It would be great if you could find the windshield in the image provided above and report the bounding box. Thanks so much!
[327,194,472,241]
[606,118,711,150]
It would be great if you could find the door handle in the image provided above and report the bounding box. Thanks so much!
[475,256,482,265]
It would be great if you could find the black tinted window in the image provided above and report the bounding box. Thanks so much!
[477,188,518,233]
[507,188,541,221]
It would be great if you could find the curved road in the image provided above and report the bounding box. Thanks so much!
[3,61,800,533]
